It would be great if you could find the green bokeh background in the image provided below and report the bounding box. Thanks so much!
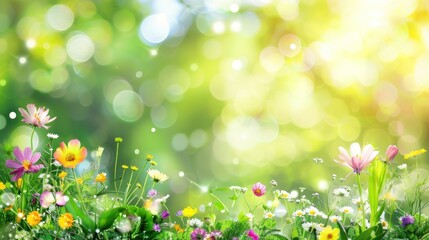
[1,0,428,210]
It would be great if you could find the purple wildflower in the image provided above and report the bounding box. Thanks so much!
[160,210,169,219]
[191,228,207,240]
[401,215,415,227]
[176,210,183,217]
[252,182,266,197]
[248,229,259,240]
[6,147,44,182]
[147,189,158,198]
[153,224,161,232]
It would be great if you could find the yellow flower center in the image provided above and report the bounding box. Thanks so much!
[327,233,333,239]
[309,210,316,215]
[65,153,76,162]
[22,160,31,171]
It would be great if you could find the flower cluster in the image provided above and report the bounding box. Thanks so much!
[1,104,429,240]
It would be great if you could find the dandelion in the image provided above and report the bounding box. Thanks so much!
[95,172,107,183]
[146,154,154,161]
[335,143,378,174]
[400,215,415,227]
[26,211,42,227]
[54,139,87,168]
[58,213,74,230]
[6,147,44,182]
[122,165,129,169]
[182,207,198,218]
[130,165,138,171]
[18,104,57,129]
[0,182,6,191]
[147,169,169,183]
[189,218,204,228]
[319,226,340,240]
[252,182,266,197]
[339,206,354,214]
[404,148,426,160]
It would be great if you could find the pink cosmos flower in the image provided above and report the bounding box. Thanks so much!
[40,191,68,208]
[252,182,266,197]
[6,147,44,182]
[18,104,57,129]
[248,229,260,240]
[385,145,399,162]
[335,143,378,174]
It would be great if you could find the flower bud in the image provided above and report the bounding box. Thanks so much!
[386,145,399,162]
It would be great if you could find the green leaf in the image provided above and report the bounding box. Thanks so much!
[213,201,225,211]
[355,224,387,240]
[337,222,348,240]
[268,234,289,240]
[97,207,126,231]
[65,197,96,232]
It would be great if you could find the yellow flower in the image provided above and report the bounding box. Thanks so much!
[182,206,198,218]
[150,160,157,166]
[174,223,184,233]
[319,226,340,240]
[122,165,129,169]
[54,139,87,168]
[95,172,107,183]
[147,169,169,183]
[16,178,23,189]
[58,171,68,180]
[16,209,24,223]
[384,192,397,201]
[131,165,139,171]
[27,211,42,227]
[146,154,154,161]
[76,178,84,184]
[404,148,427,160]
[0,182,6,190]
[115,137,123,143]
[58,213,74,229]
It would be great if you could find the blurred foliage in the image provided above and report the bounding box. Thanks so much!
[1,0,429,209]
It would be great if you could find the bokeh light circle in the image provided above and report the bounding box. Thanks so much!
[46,4,74,31]
[139,14,170,45]
[66,34,95,62]
[0,115,6,130]
[279,34,302,57]
[113,90,144,122]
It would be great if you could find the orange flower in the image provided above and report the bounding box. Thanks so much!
[174,223,184,233]
[95,172,107,183]
[58,212,74,229]
[54,139,87,168]
[27,211,42,227]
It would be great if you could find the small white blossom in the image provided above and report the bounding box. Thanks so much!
[398,164,407,170]
[47,133,59,139]
[188,218,203,228]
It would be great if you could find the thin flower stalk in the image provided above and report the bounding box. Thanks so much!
[356,174,366,231]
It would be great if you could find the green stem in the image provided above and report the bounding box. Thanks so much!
[114,141,120,192]
[209,192,230,214]
[123,171,134,204]
[72,168,88,213]
[356,174,366,231]
[138,173,150,203]
[30,126,36,150]
[118,169,126,193]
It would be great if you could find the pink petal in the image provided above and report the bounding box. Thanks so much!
[350,143,361,157]
[338,147,351,163]
[361,144,375,161]
[23,147,32,160]
[27,104,37,115]
[10,170,24,182]
[68,139,81,151]
[40,191,55,208]
[30,152,41,164]
[13,147,24,162]
[351,156,362,173]
[18,108,31,123]
[5,160,21,169]
[55,192,68,206]
[29,164,44,173]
